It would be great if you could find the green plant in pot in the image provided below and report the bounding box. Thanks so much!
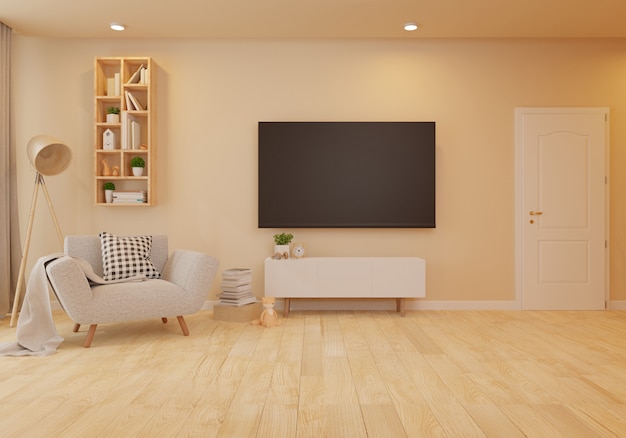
[105,107,120,123]
[273,233,293,258]
[130,156,145,176]
[103,181,115,203]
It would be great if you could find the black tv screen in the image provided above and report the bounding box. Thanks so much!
[258,122,435,228]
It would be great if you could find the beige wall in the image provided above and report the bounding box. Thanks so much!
[12,37,626,306]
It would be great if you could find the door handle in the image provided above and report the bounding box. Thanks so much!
[529,211,543,216]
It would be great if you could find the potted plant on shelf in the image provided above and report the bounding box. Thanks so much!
[273,233,293,258]
[103,181,115,203]
[106,107,120,124]
[130,156,145,176]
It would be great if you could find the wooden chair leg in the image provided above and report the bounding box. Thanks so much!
[162,317,168,323]
[84,324,97,348]
[176,316,190,336]
[73,323,80,333]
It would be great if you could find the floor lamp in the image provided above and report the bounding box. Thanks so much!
[10,135,72,327]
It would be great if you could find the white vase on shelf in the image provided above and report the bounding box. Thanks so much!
[105,190,113,203]
[132,167,144,176]
[274,244,290,259]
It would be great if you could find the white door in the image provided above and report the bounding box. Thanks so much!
[516,108,608,310]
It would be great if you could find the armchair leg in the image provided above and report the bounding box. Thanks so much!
[84,324,97,348]
[161,317,168,323]
[73,323,80,333]
[176,316,190,336]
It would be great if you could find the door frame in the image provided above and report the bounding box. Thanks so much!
[514,107,610,309]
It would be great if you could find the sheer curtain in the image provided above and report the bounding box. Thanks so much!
[0,22,22,317]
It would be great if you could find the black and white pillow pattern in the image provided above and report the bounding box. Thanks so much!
[99,232,161,281]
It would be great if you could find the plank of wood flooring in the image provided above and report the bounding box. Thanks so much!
[276,313,305,362]
[374,353,428,406]
[228,324,264,357]
[135,405,193,437]
[392,403,446,438]
[325,404,369,437]
[497,403,569,437]
[424,354,492,405]
[50,403,131,437]
[354,311,395,355]
[324,356,359,404]
[230,360,275,405]
[93,404,158,437]
[337,312,369,352]
[297,403,327,437]
[570,402,626,436]
[299,375,325,406]
[424,398,487,438]
[463,404,526,437]
[347,350,392,405]
[257,404,298,437]
[216,404,263,437]
[360,404,408,438]
[395,317,444,354]
[265,360,301,405]
[251,319,284,362]
[481,360,560,404]
[373,314,418,353]
[321,313,347,357]
[177,399,229,437]
[301,314,323,376]
[396,352,457,404]
[537,404,617,437]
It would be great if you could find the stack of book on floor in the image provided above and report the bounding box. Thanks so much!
[112,190,146,204]
[218,268,257,306]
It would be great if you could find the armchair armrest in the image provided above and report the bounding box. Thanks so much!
[45,256,94,316]
[162,250,219,304]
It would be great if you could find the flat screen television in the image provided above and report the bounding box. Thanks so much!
[258,121,436,228]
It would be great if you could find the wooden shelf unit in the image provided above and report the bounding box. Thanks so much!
[94,57,155,206]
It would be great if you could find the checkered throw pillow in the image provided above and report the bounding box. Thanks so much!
[99,232,161,281]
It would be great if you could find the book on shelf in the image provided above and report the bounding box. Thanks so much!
[125,91,145,111]
[221,277,252,287]
[112,191,146,203]
[127,64,145,84]
[220,284,253,293]
[140,67,149,84]
[129,91,145,111]
[106,78,115,96]
[218,290,254,299]
[223,267,251,276]
[121,114,142,149]
[218,295,257,307]
[106,73,121,96]
[131,120,141,149]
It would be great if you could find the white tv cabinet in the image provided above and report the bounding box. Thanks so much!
[264,257,426,316]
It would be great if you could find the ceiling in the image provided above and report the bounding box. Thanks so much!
[2,0,626,39]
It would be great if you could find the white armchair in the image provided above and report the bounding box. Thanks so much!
[45,235,219,347]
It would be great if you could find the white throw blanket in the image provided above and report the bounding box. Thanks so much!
[0,254,145,357]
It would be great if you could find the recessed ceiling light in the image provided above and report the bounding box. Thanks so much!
[404,22,418,32]
[110,23,125,32]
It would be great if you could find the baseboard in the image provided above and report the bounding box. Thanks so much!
[55,299,625,314]
[608,300,626,310]
[202,298,520,312]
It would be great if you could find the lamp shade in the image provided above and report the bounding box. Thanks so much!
[26,135,72,176]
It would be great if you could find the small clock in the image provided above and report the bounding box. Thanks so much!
[292,243,306,259]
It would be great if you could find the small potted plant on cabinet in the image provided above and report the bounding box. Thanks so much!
[273,233,293,258]
[106,107,120,124]
[103,181,115,203]
[130,156,145,176]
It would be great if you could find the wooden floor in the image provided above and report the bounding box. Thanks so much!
[1,309,626,437]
